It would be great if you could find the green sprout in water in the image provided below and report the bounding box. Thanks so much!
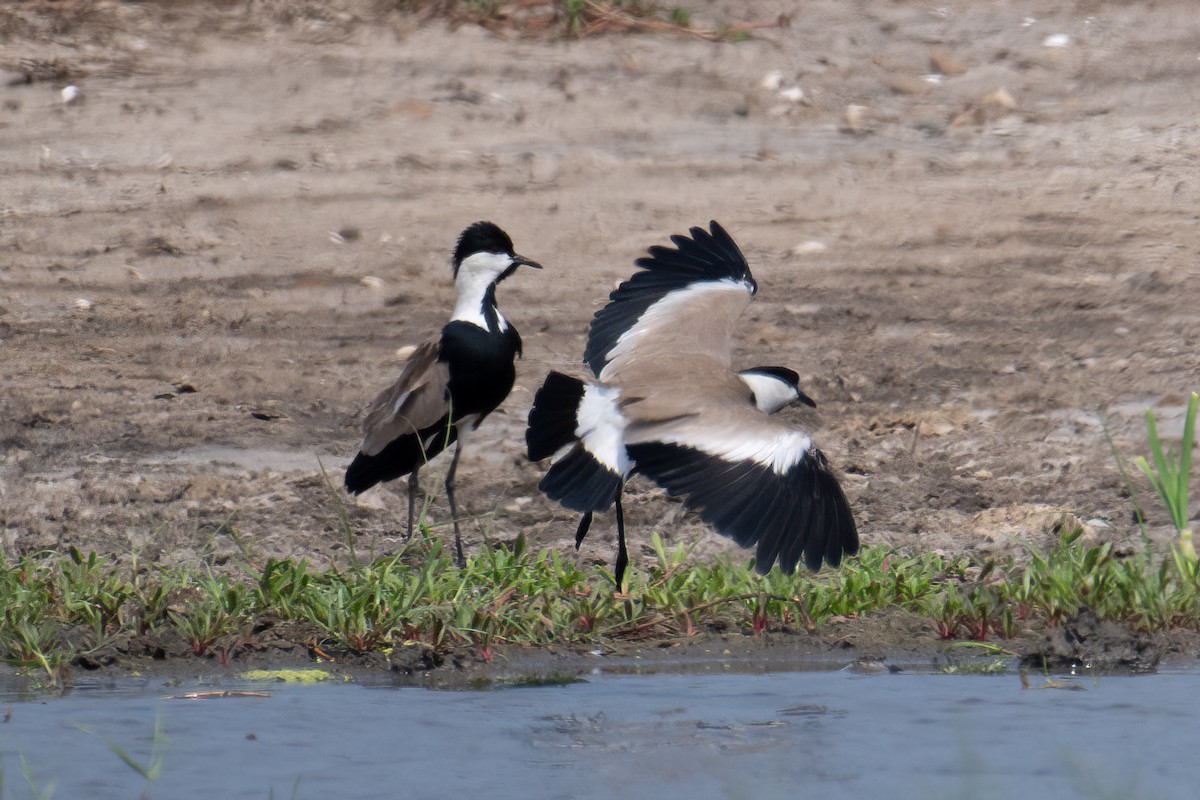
[1134,392,1198,563]
[72,712,170,786]
[17,754,58,800]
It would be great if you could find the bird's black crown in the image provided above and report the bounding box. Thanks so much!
[741,366,800,389]
[453,221,515,276]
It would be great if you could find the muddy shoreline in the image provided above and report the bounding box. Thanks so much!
[3,605,1188,691]
[3,1,1200,679]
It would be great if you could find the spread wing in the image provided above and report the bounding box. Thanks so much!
[359,341,451,457]
[585,221,756,379]
[622,364,858,574]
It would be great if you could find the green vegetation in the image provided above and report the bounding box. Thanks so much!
[494,671,586,687]
[240,669,332,684]
[1134,392,1198,563]
[4,524,1200,684]
[1,395,1195,684]
[668,7,691,28]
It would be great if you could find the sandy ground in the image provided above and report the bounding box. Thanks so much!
[2,0,1199,585]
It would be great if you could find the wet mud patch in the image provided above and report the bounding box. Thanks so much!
[1021,608,1175,674]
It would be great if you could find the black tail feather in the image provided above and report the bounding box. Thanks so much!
[526,371,586,461]
[538,444,622,513]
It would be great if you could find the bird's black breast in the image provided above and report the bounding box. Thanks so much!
[439,320,523,423]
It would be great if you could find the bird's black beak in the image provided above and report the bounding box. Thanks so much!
[796,389,817,409]
[513,254,543,270]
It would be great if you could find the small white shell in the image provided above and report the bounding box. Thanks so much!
[395,344,418,360]
[1042,33,1071,47]
[791,240,828,255]
[73,298,94,310]
[61,85,81,104]
[360,276,384,289]
[760,70,785,91]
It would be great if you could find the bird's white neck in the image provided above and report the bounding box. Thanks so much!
[738,372,798,414]
[451,267,508,331]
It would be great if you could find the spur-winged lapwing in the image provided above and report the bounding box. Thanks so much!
[345,221,542,565]
[526,221,857,589]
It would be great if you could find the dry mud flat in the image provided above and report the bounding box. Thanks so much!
[1,1,1199,669]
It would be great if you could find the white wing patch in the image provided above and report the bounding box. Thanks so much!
[656,427,813,476]
[576,382,631,476]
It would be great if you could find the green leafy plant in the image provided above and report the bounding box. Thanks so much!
[7,520,1200,677]
[561,0,586,36]
[1134,392,1198,562]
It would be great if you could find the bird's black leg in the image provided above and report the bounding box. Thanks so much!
[574,511,593,549]
[406,470,420,540]
[613,489,628,592]
[444,441,466,568]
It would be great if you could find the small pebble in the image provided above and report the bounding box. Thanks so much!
[983,87,1017,111]
[760,70,784,91]
[791,240,828,255]
[61,85,81,104]
[929,51,967,77]
[841,104,868,133]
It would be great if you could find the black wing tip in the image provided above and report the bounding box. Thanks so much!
[526,371,586,461]
[791,454,859,573]
[584,221,753,374]
[344,422,453,495]
[627,441,858,575]
[633,220,750,280]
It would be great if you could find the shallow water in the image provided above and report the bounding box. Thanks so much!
[1,667,1192,800]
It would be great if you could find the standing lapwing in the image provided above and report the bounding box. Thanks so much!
[345,221,543,566]
[525,221,857,589]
